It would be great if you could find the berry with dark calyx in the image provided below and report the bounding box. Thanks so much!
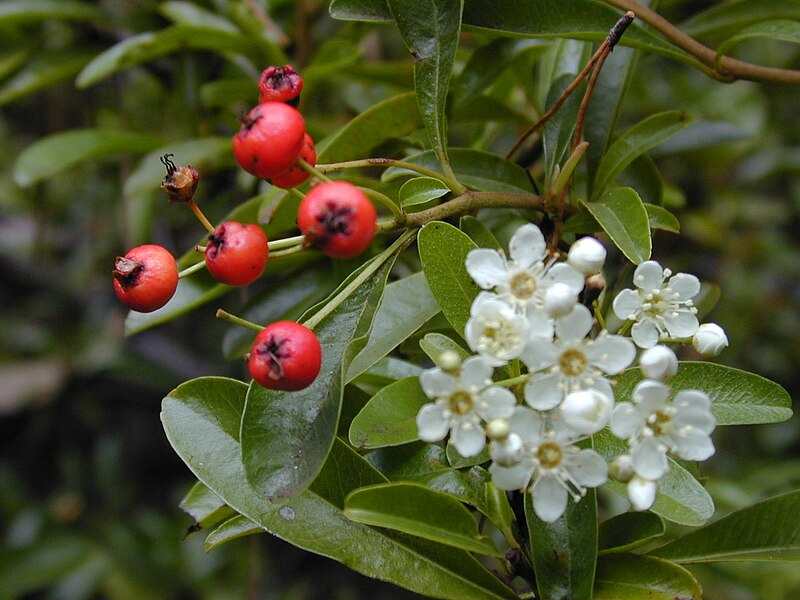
[297,181,377,259]
[258,65,303,106]
[205,221,268,286]
[269,133,316,189]
[248,321,322,391]
[113,244,179,313]
[160,153,200,202]
[232,102,306,180]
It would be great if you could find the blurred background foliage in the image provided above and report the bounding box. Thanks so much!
[0,0,798,598]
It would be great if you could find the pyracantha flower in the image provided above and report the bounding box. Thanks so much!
[489,407,608,522]
[417,355,515,457]
[612,260,700,348]
[465,292,529,367]
[521,304,636,410]
[610,379,716,480]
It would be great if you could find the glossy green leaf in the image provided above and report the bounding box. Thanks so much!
[582,187,651,264]
[595,431,715,526]
[162,378,516,599]
[527,489,598,600]
[349,377,428,449]
[76,26,258,88]
[0,52,92,107]
[180,481,236,535]
[615,363,793,426]
[682,0,800,39]
[329,0,393,22]
[650,121,750,156]
[543,74,583,182]
[347,272,440,382]
[205,515,262,551]
[650,490,800,563]
[717,19,800,64]
[419,333,471,363]
[446,442,489,469]
[384,148,535,194]
[593,554,701,599]
[598,512,665,554]
[617,152,663,206]
[159,1,239,32]
[241,249,400,499]
[387,0,463,175]
[344,483,500,556]
[399,177,450,208]
[418,221,480,336]
[0,0,100,25]
[593,111,691,200]
[645,204,680,233]
[13,129,163,187]
[460,215,502,250]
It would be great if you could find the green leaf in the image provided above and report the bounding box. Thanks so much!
[598,512,665,554]
[593,111,691,200]
[649,490,800,563]
[527,489,598,600]
[316,92,423,163]
[446,441,489,469]
[593,554,701,599]
[645,204,680,233]
[399,176,450,208]
[347,272,440,382]
[162,378,516,600]
[419,333,471,363]
[159,1,239,32]
[329,0,393,22]
[615,363,793,426]
[0,52,93,107]
[617,153,664,206]
[0,0,100,25]
[349,377,428,449]
[387,0,463,176]
[384,148,535,194]
[543,74,583,182]
[13,129,163,187]
[344,482,500,556]
[76,26,258,88]
[682,0,800,39]
[241,249,400,499]
[418,221,480,336]
[179,482,236,535]
[716,19,800,64]
[582,187,651,264]
[205,515,262,550]
[460,215,503,250]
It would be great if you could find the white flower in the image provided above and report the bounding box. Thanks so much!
[544,282,579,317]
[417,355,515,457]
[628,476,658,511]
[489,407,608,522]
[521,304,636,410]
[559,389,613,435]
[639,345,678,381]
[465,292,529,366]
[465,223,584,327]
[610,379,716,480]
[612,261,700,348]
[693,323,729,357]
[568,237,606,275]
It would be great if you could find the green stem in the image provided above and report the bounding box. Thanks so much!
[297,158,332,182]
[316,158,454,188]
[287,187,306,200]
[493,374,530,388]
[215,308,264,332]
[359,186,405,224]
[178,260,207,279]
[269,245,306,259]
[268,234,305,251]
[302,229,416,331]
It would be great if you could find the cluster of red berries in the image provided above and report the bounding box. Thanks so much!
[113,65,380,392]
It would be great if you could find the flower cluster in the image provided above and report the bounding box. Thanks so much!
[416,222,726,521]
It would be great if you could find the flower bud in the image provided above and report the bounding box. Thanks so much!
[489,432,524,467]
[692,323,728,357]
[627,476,657,511]
[544,282,578,317]
[609,454,635,483]
[568,237,606,275]
[160,154,200,202]
[485,418,511,441]
[639,345,678,381]
[559,389,612,435]
[436,350,462,374]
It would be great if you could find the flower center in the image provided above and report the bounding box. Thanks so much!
[510,272,537,300]
[648,410,673,436]
[448,390,474,415]
[478,317,521,357]
[559,349,587,377]
[642,290,670,318]
[537,442,563,469]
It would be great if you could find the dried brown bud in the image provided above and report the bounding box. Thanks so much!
[160,153,200,202]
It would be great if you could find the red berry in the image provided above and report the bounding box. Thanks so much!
[205,221,268,286]
[113,244,179,313]
[258,65,303,106]
[232,103,306,180]
[269,133,316,189]
[248,321,322,391]
[297,181,377,259]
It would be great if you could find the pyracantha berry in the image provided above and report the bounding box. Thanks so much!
[205,221,268,286]
[159,153,200,202]
[269,133,316,189]
[297,181,377,259]
[248,321,322,391]
[258,65,303,106]
[232,102,306,180]
[113,244,179,313]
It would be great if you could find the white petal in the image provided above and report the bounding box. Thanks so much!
[632,380,670,412]
[672,431,715,461]
[555,304,593,341]
[668,272,700,301]
[531,475,568,522]
[633,261,665,290]
[509,406,544,445]
[567,449,609,487]
[490,459,535,490]
[451,420,486,457]
[692,323,728,357]
[612,288,642,320]
[417,403,450,442]
[631,320,659,349]
[610,403,644,439]
[459,355,494,389]
[419,368,456,399]
[664,310,699,339]
[520,336,558,371]
[508,223,546,269]
[477,386,516,420]
[546,262,585,295]
[524,372,564,410]
[567,237,606,275]
[465,249,508,289]
[560,389,613,435]
[588,333,636,374]
[631,438,669,480]
[639,345,678,381]
[673,389,712,412]
[628,477,657,511]
[544,282,578,317]
[525,308,555,339]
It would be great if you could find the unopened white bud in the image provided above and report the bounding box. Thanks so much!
[568,237,606,275]
[692,323,728,357]
[628,476,657,511]
[639,345,678,381]
[436,350,462,373]
[609,454,635,483]
[544,282,578,317]
[559,389,613,435]
[486,418,511,441]
[489,432,524,467]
